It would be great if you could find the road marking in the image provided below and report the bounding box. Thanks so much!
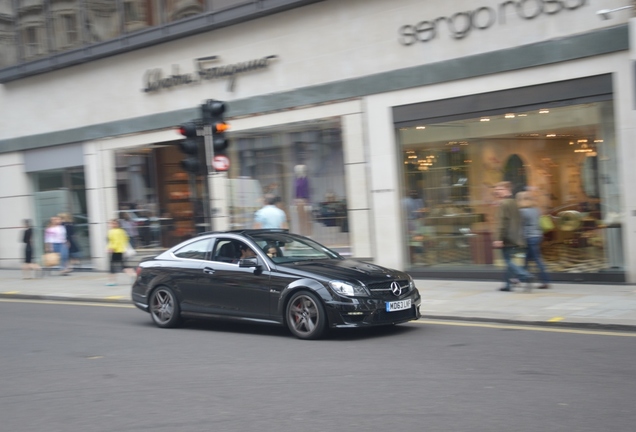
[1,291,20,294]
[548,317,564,322]
[415,319,636,337]
[0,298,134,308]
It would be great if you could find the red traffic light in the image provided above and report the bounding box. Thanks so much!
[178,122,197,137]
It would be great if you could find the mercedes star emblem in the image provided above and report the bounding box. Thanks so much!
[390,281,402,296]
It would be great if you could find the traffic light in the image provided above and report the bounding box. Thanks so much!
[203,99,229,155]
[177,121,201,173]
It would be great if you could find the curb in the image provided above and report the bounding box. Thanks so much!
[423,314,636,333]
[0,293,132,305]
[3,293,636,332]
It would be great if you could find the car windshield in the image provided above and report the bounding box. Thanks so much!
[246,232,341,263]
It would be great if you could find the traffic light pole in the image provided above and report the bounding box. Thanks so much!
[202,99,231,232]
[203,121,230,232]
[202,123,214,232]
[175,99,230,234]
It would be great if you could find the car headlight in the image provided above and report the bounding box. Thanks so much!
[328,280,369,297]
[408,276,416,291]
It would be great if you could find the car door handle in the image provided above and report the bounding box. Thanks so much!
[203,267,215,275]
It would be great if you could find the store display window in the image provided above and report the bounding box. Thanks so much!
[115,144,208,251]
[232,119,350,255]
[398,100,621,276]
[114,118,350,255]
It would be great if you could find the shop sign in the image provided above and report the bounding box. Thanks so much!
[398,0,588,46]
[142,55,278,93]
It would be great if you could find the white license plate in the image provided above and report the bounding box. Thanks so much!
[386,299,411,312]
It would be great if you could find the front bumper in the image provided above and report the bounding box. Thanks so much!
[324,290,421,328]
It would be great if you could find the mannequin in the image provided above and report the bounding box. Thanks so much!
[294,164,310,200]
[293,164,311,235]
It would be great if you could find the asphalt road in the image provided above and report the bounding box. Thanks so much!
[1,300,635,432]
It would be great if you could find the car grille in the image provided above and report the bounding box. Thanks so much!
[366,279,410,300]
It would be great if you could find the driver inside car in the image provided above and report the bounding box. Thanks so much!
[238,243,256,261]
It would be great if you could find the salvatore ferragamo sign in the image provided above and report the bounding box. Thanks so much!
[142,55,278,93]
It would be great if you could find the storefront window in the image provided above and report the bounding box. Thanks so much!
[399,101,621,276]
[114,120,349,254]
[115,144,208,250]
[32,168,90,266]
[232,119,350,255]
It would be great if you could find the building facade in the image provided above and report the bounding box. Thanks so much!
[1,0,636,283]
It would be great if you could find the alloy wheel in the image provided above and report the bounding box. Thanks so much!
[150,287,180,328]
[286,292,326,339]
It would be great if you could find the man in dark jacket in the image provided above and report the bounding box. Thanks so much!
[492,181,532,291]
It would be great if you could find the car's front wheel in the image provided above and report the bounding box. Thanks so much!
[149,286,181,328]
[286,291,327,340]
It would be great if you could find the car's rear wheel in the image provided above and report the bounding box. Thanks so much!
[149,286,181,328]
[286,291,327,340]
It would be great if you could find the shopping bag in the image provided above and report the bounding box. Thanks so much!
[43,252,60,267]
[539,215,555,233]
[124,243,137,259]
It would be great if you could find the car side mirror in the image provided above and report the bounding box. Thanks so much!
[238,257,259,268]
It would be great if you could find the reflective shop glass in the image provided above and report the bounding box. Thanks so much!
[399,101,622,275]
[114,145,207,251]
[113,118,350,256]
[32,168,90,266]
[232,120,350,257]
[0,0,251,68]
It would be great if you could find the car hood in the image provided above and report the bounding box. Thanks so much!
[277,259,408,284]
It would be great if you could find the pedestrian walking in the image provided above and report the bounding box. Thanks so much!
[517,191,550,289]
[254,194,288,229]
[44,216,70,275]
[492,181,532,291]
[106,219,134,286]
[21,219,42,279]
[60,213,81,272]
[119,211,139,248]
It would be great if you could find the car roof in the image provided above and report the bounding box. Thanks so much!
[197,229,290,237]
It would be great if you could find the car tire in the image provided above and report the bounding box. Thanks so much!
[149,286,181,328]
[285,291,327,340]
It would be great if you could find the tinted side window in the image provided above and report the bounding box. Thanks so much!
[212,239,240,263]
[173,238,211,260]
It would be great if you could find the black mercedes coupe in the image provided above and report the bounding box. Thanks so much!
[132,229,421,339]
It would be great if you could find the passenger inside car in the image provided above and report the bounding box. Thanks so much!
[264,244,279,258]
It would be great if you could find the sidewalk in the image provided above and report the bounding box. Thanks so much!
[1,269,635,330]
